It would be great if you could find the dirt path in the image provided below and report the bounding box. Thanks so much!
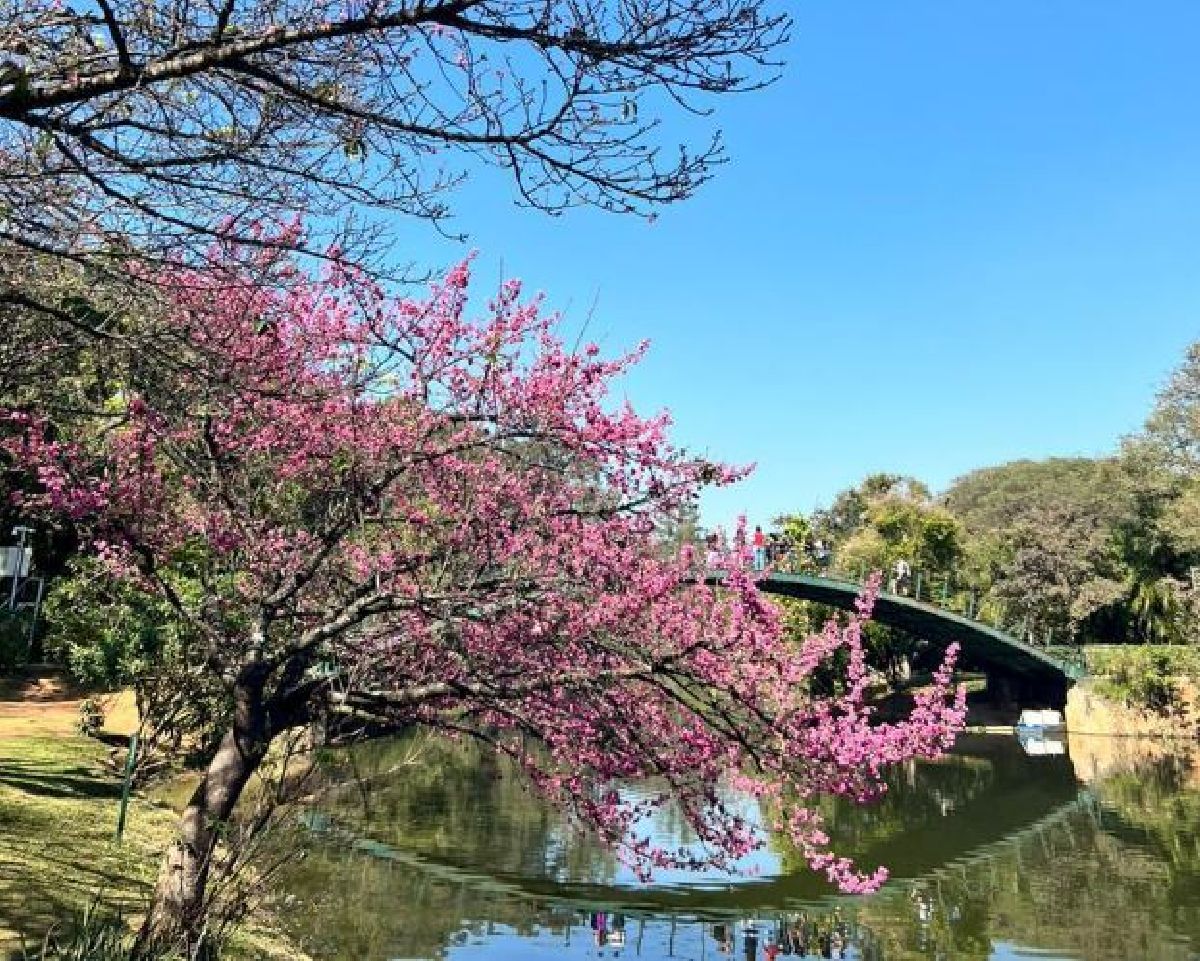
[0,672,138,738]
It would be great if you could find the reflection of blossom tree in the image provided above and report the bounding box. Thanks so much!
[767,755,995,876]
[320,735,622,885]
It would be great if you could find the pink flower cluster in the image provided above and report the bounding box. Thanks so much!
[3,242,965,893]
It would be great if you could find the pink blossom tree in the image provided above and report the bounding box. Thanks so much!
[4,246,964,952]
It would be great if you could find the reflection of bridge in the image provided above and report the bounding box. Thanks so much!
[305,735,1085,916]
[297,735,1191,961]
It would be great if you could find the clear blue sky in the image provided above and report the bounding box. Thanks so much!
[393,2,1200,529]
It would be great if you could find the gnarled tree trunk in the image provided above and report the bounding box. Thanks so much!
[135,678,272,957]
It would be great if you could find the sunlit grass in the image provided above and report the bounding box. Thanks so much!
[0,732,301,958]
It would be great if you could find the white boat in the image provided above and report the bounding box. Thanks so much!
[1015,709,1065,732]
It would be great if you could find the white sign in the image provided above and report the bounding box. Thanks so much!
[0,547,32,578]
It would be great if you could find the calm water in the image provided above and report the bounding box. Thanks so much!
[279,734,1200,961]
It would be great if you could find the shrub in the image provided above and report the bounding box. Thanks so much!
[1091,646,1187,714]
[41,559,182,689]
[1086,644,1200,678]
[0,610,33,669]
[22,902,185,960]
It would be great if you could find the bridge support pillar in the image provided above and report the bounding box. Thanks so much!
[987,674,1019,711]
[986,673,1068,711]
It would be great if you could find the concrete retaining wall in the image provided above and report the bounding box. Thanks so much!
[1065,679,1199,738]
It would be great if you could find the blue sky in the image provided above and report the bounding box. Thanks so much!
[395,2,1200,529]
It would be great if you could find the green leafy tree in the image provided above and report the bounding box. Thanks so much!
[988,503,1128,644]
[810,487,869,547]
[773,512,812,550]
[809,475,965,587]
[40,559,171,689]
[1158,484,1200,559]
[838,527,889,574]
[944,458,1134,537]
[1116,339,1200,641]
[918,508,966,572]
[945,458,1137,642]
[1133,342,1200,477]
[1127,576,1185,645]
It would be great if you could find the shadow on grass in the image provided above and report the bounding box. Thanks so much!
[0,740,167,951]
[0,761,123,801]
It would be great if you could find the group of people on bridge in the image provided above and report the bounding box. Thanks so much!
[702,527,832,574]
[700,524,923,600]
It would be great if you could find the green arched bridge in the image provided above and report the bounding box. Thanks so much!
[713,572,1083,688]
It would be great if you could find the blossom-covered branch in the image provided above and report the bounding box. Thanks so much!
[3,244,963,948]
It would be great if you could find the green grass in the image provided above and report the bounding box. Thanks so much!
[1083,644,1200,678]
[0,735,176,953]
[0,734,300,959]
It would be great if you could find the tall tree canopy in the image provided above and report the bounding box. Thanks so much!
[1123,342,1200,566]
[3,245,964,952]
[942,458,1135,639]
[808,473,961,575]
[943,458,1134,538]
[1133,342,1200,477]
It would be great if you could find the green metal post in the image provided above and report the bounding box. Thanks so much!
[941,573,951,604]
[914,571,923,600]
[116,732,139,841]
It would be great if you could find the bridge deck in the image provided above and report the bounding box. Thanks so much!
[716,572,1081,683]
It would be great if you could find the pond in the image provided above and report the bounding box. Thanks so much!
[278,734,1200,961]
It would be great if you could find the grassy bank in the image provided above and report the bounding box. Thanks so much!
[0,689,301,959]
[0,732,176,950]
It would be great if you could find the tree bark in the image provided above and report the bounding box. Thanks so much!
[135,677,272,957]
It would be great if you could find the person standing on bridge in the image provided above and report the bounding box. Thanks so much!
[752,525,767,571]
[893,558,912,595]
[813,539,830,572]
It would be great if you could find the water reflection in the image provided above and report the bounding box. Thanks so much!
[279,734,1200,961]
[1016,732,1065,756]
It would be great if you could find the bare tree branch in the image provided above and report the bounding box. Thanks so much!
[1,0,789,327]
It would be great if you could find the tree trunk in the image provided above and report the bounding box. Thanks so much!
[135,678,272,957]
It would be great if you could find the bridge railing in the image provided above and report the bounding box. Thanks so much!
[762,550,1073,652]
[701,551,1084,678]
